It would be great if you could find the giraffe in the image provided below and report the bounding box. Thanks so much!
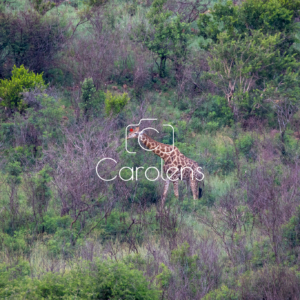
[127,127,204,209]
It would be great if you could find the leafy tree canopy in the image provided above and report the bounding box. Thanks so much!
[198,0,300,53]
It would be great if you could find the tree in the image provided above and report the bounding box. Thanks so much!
[133,0,191,78]
[23,165,52,230]
[0,8,71,79]
[0,65,46,115]
[80,77,104,121]
[261,70,300,147]
[243,164,299,264]
[205,31,297,120]
[198,0,300,121]
[198,0,300,54]
[5,161,22,218]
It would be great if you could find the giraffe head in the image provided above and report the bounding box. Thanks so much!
[127,127,140,139]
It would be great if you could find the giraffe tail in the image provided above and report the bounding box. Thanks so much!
[198,187,202,199]
[198,180,204,199]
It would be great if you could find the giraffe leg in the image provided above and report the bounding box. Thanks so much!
[184,178,190,199]
[173,180,179,198]
[185,178,190,189]
[161,179,170,210]
[190,179,198,200]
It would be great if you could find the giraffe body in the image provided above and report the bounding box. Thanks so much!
[127,127,204,208]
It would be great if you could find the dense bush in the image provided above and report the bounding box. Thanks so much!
[0,65,46,114]
[0,7,70,79]
[0,260,159,299]
[80,78,105,120]
[105,90,129,116]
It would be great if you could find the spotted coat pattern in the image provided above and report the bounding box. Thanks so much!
[127,127,203,208]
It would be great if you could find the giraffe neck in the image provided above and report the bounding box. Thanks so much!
[138,133,174,161]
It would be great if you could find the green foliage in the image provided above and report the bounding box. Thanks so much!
[203,285,239,300]
[198,0,300,52]
[80,78,104,120]
[95,260,159,300]
[160,241,221,298]
[81,78,96,106]
[126,1,138,17]
[283,206,300,249]
[0,230,28,254]
[171,242,196,268]
[0,259,31,295]
[236,133,256,161]
[30,0,56,15]
[258,69,300,136]
[27,165,53,219]
[25,93,65,146]
[205,31,297,119]
[170,243,203,297]
[0,260,159,299]
[40,215,72,234]
[133,0,191,77]
[5,146,37,169]
[156,263,172,290]
[86,0,107,7]
[5,161,22,186]
[216,143,236,175]
[198,0,300,121]
[0,65,46,113]
[192,94,234,133]
[105,90,129,116]
[130,179,160,205]
[0,123,15,150]
[1,92,66,152]
[251,239,275,268]
[99,210,128,240]
[0,8,70,83]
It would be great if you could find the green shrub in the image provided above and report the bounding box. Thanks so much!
[27,165,52,220]
[192,94,234,132]
[251,239,276,268]
[0,230,27,254]
[1,92,65,154]
[4,146,37,169]
[95,261,159,300]
[41,215,72,234]
[0,123,14,146]
[100,210,128,240]
[283,206,300,249]
[203,285,239,300]
[0,65,46,113]
[236,133,256,161]
[216,143,236,175]
[105,90,129,116]
[0,260,159,300]
[206,121,219,133]
[80,78,104,120]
